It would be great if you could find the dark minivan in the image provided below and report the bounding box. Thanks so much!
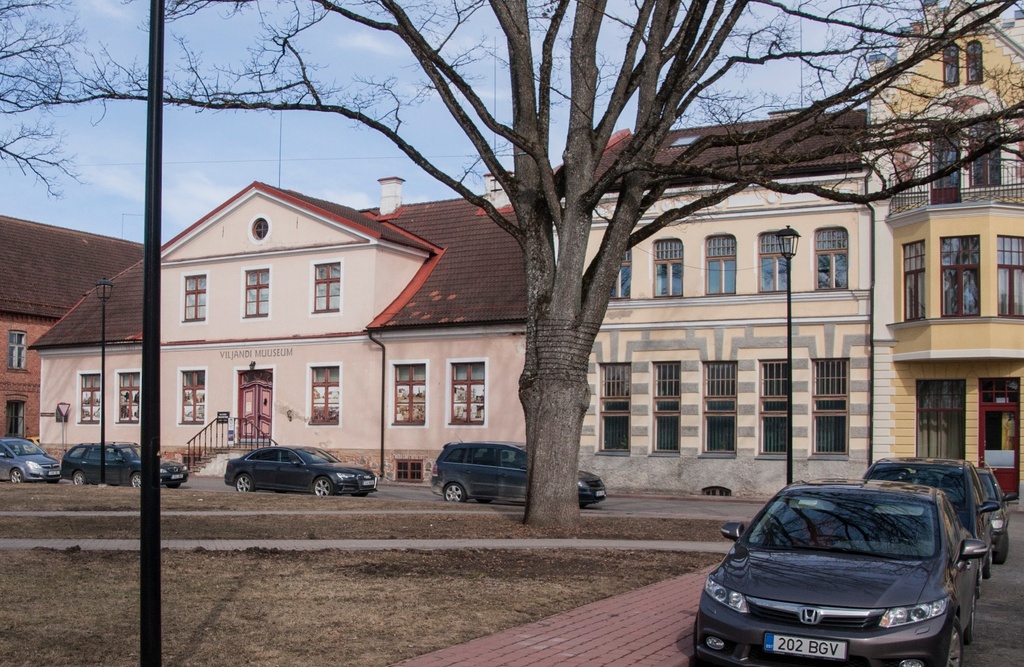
[430,441,606,507]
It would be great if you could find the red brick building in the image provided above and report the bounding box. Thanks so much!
[0,215,141,442]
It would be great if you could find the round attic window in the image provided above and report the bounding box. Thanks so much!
[251,217,270,241]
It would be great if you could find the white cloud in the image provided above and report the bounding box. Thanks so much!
[335,31,403,57]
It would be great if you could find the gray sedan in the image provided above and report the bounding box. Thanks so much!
[0,437,62,483]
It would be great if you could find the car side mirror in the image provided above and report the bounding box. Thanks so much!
[293,460,303,467]
[1004,491,1019,503]
[979,500,1000,514]
[960,538,988,561]
[720,522,745,541]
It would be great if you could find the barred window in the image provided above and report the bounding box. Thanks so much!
[653,362,681,452]
[311,366,340,425]
[704,362,737,453]
[602,364,631,451]
[706,236,736,295]
[813,360,848,454]
[815,229,848,290]
[904,241,926,321]
[760,361,788,454]
[654,239,683,296]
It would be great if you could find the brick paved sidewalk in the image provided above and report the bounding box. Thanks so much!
[391,569,709,667]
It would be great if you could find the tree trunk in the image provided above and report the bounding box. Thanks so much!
[520,317,599,528]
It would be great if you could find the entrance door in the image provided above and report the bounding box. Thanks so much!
[979,378,1020,494]
[238,369,274,443]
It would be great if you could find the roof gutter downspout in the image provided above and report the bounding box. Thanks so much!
[368,331,387,478]
[865,173,877,466]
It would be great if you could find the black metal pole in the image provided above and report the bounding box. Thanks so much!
[99,293,107,484]
[140,0,164,663]
[786,255,794,486]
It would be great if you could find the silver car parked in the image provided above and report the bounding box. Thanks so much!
[0,437,62,483]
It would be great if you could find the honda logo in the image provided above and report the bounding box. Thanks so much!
[799,608,822,625]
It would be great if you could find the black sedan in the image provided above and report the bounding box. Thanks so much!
[695,479,987,667]
[224,446,378,497]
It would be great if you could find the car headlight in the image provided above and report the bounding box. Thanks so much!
[26,461,42,473]
[577,479,587,489]
[879,597,948,628]
[704,576,749,613]
[991,517,1005,531]
[336,472,355,480]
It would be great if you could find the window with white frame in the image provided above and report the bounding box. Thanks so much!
[184,275,207,322]
[706,235,736,295]
[245,269,270,318]
[759,233,788,293]
[7,331,26,370]
[395,364,426,424]
[181,370,206,424]
[118,372,141,423]
[81,374,101,424]
[451,362,485,424]
[314,262,341,313]
[654,239,683,297]
[310,366,340,425]
[815,229,848,290]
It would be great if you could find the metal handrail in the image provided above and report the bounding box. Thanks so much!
[184,417,277,469]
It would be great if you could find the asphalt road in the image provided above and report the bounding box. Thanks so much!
[179,475,1021,666]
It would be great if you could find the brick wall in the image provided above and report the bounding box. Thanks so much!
[1,312,56,440]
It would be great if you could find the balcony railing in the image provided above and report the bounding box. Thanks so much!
[889,160,1024,214]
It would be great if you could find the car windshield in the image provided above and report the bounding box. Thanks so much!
[743,491,938,559]
[4,440,45,457]
[867,465,966,509]
[295,448,340,464]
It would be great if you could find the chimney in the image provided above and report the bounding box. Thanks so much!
[378,176,404,215]
[483,173,511,209]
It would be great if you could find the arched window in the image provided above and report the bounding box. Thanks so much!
[706,235,736,295]
[966,41,983,84]
[943,45,960,86]
[815,228,849,289]
[654,239,683,296]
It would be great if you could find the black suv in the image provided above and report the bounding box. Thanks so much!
[864,458,1000,578]
[430,441,606,507]
[60,443,189,488]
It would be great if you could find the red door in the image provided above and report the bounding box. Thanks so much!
[239,369,273,442]
[979,379,1020,494]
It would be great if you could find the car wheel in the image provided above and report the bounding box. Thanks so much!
[945,618,963,667]
[165,483,182,489]
[443,482,467,502]
[993,533,1009,565]
[963,590,977,645]
[72,470,86,485]
[130,472,142,488]
[982,551,992,580]
[234,473,254,493]
[312,476,334,497]
[9,468,23,483]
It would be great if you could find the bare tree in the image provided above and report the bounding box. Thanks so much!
[85,0,1024,527]
[0,0,82,195]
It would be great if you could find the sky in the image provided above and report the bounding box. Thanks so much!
[0,0,492,244]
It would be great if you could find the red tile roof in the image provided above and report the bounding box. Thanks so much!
[0,214,143,319]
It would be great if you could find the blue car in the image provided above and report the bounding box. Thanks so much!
[0,437,62,483]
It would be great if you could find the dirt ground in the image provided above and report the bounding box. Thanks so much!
[0,484,726,666]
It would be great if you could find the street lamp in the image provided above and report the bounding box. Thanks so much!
[775,226,800,485]
[96,278,114,485]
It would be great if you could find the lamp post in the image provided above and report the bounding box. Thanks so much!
[96,278,114,485]
[775,226,800,485]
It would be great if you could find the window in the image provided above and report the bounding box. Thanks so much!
[396,460,423,482]
[941,236,980,316]
[654,239,683,296]
[5,401,24,437]
[704,362,737,453]
[917,380,966,459]
[966,40,983,84]
[310,366,340,425]
[943,45,959,86]
[184,275,207,322]
[601,364,631,451]
[969,123,1001,187]
[760,361,788,454]
[314,262,341,313]
[813,360,848,454]
[451,362,485,424]
[7,331,26,370]
[251,217,269,241]
[245,269,270,318]
[118,372,141,423]
[181,370,206,424]
[998,236,1024,316]
[815,229,848,289]
[706,236,736,295]
[611,250,631,299]
[394,364,426,424]
[904,241,926,321]
[653,362,681,452]
[931,138,961,204]
[759,234,789,293]
[81,374,101,424]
